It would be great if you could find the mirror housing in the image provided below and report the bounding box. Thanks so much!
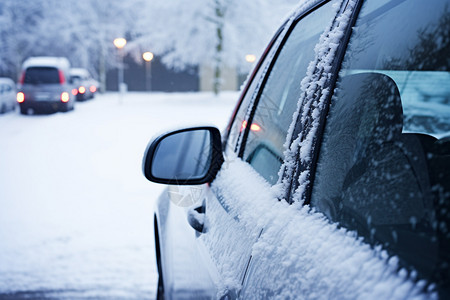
[142,126,224,185]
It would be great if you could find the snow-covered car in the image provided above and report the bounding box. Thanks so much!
[69,68,99,101]
[17,57,75,114]
[0,77,16,113]
[142,0,450,299]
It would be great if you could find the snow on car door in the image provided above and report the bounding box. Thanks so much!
[239,0,441,299]
[195,0,343,298]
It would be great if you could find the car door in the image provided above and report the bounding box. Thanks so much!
[194,0,343,298]
[233,0,357,298]
[240,0,448,299]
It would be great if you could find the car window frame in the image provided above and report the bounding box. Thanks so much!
[221,22,287,152]
[286,0,362,204]
[222,0,358,202]
[237,0,338,159]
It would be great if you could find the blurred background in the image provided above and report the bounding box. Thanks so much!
[0,0,300,299]
[0,0,299,95]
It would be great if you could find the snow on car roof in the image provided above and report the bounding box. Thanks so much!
[22,57,70,70]
[69,68,90,76]
[0,77,15,85]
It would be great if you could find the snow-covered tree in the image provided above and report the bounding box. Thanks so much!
[31,0,145,92]
[0,0,45,78]
[0,0,144,91]
[134,0,298,94]
[0,0,299,94]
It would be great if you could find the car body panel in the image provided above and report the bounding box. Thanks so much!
[155,186,217,299]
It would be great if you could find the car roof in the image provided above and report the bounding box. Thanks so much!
[22,57,70,70]
[69,68,90,77]
[0,77,15,85]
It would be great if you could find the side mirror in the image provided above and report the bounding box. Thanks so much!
[142,126,224,185]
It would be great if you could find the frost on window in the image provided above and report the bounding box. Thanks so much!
[311,0,450,297]
[242,0,340,185]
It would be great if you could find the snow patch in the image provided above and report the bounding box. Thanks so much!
[214,159,435,299]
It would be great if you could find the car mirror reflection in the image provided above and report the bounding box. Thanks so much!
[143,126,224,185]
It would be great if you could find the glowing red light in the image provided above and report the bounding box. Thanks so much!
[241,120,261,132]
[241,120,248,132]
[89,85,96,93]
[72,89,78,95]
[17,92,25,103]
[19,72,25,85]
[78,86,86,94]
[61,92,70,103]
[250,123,261,132]
[58,70,66,84]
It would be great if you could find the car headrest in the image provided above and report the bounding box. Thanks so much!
[337,72,403,145]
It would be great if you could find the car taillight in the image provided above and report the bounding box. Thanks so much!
[58,70,66,84]
[71,89,78,95]
[78,86,86,94]
[89,86,96,93]
[17,92,25,103]
[61,92,70,103]
[19,71,25,85]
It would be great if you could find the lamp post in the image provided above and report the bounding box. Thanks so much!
[142,51,154,91]
[245,54,256,63]
[113,37,127,102]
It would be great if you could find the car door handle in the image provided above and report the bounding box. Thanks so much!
[187,201,205,233]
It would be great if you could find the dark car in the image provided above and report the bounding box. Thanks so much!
[142,0,450,299]
[17,57,75,114]
[69,68,99,101]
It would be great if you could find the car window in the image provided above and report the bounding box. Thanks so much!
[311,0,450,296]
[24,67,60,84]
[241,0,340,185]
[225,30,284,156]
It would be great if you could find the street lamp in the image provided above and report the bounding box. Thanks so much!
[142,51,154,91]
[113,37,127,50]
[114,37,127,102]
[245,54,256,63]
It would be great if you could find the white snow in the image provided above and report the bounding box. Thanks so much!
[22,56,70,70]
[280,0,356,202]
[213,159,436,300]
[0,91,237,299]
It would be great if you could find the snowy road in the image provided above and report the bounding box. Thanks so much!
[0,92,237,299]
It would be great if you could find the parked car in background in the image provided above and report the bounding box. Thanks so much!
[17,57,75,114]
[142,0,450,299]
[0,77,16,113]
[69,68,99,101]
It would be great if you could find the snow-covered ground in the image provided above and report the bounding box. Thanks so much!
[0,91,238,299]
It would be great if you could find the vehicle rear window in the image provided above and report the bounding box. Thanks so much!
[24,67,60,84]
